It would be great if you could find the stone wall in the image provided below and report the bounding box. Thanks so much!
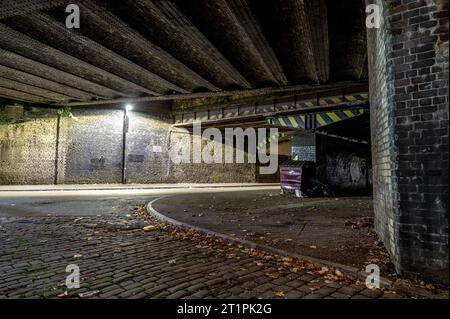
[367,0,448,283]
[125,111,173,184]
[168,128,257,183]
[0,105,56,184]
[59,109,124,184]
[0,105,257,185]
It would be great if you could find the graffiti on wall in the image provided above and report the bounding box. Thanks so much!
[326,152,368,190]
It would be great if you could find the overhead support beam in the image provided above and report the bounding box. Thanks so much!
[116,0,251,90]
[174,90,369,127]
[176,0,280,87]
[0,0,70,19]
[64,81,367,107]
[0,49,121,100]
[154,0,252,89]
[249,0,318,83]
[177,118,271,130]
[0,87,50,104]
[327,0,367,80]
[306,0,330,83]
[0,23,149,97]
[5,13,187,95]
[228,0,288,86]
[269,107,367,130]
[0,63,90,102]
[72,0,219,93]
[277,0,318,82]
[0,0,368,103]
[0,76,73,102]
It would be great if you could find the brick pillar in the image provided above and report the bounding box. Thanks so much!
[367,0,448,283]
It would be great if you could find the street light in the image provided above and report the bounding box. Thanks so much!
[125,104,133,112]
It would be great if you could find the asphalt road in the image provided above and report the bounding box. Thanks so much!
[0,195,153,217]
[0,186,279,217]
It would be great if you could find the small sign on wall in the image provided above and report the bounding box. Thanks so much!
[292,146,316,162]
[128,154,144,163]
[292,132,316,162]
[152,145,163,153]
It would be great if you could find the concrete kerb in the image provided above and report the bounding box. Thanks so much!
[147,196,395,290]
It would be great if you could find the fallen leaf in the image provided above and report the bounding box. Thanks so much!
[274,291,285,298]
[318,267,329,275]
[73,253,82,259]
[143,225,159,232]
[266,272,279,279]
[168,259,177,264]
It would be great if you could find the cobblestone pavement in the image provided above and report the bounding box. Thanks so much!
[0,211,412,300]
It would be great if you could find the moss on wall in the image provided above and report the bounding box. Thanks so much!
[0,104,55,124]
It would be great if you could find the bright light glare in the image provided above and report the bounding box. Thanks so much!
[125,104,133,111]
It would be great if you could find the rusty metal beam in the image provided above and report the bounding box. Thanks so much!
[178,119,270,130]
[175,102,369,129]
[64,81,367,107]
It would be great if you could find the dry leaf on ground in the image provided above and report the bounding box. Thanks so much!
[143,225,159,232]
[275,291,285,298]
